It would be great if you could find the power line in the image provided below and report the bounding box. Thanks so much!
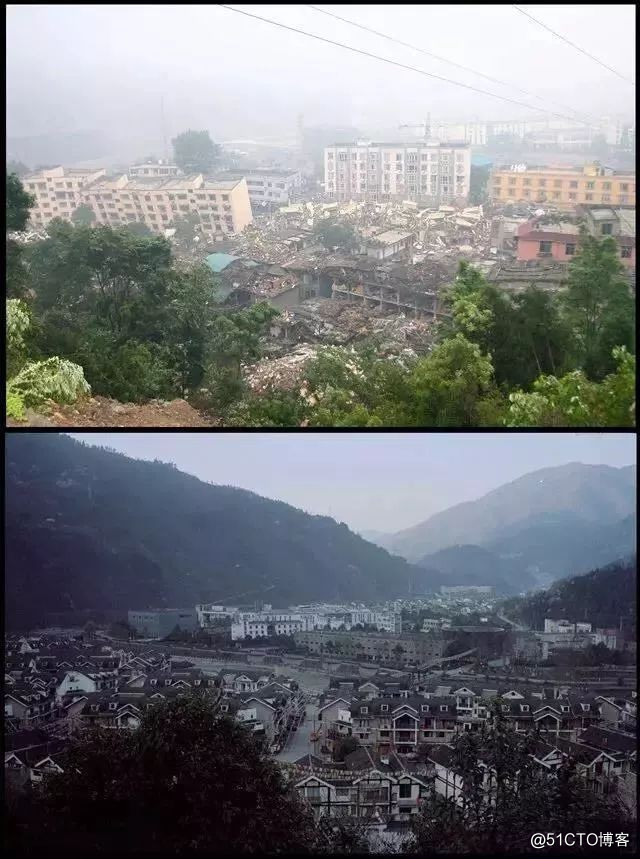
[217,5,593,126]
[512,5,635,86]
[306,4,596,125]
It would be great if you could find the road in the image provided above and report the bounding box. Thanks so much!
[276,700,320,763]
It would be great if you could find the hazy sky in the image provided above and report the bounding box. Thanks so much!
[68,433,636,533]
[7,4,635,151]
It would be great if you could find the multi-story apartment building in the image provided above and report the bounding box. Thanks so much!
[220,168,302,206]
[22,167,253,238]
[490,162,635,209]
[83,174,252,238]
[293,631,444,666]
[22,166,107,228]
[324,140,471,203]
[349,611,402,634]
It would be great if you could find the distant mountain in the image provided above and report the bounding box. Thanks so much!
[387,463,636,562]
[501,559,637,631]
[5,434,420,629]
[414,511,635,595]
[416,544,536,595]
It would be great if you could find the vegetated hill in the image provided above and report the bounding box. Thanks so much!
[387,463,636,562]
[485,511,637,589]
[414,513,637,595]
[500,559,637,631]
[416,544,536,595]
[5,434,419,629]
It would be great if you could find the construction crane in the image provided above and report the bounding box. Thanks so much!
[399,114,431,139]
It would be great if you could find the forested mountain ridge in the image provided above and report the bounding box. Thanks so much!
[5,434,419,627]
[500,559,637,631]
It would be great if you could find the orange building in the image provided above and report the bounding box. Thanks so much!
[490,162,635,210]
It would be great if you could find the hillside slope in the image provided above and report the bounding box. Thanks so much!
[5,434,418,627]
[500,559,637,631]
[388,463,636,561]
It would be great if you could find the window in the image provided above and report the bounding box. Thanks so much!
[569,180,578,188]
[620,183,629,191]
[602,182,611,190]
[399,783,412,798]
[561,705,570,713]
[568,193,577,200]
[109,702,118,711]
[508,177,516,185]
[586,182,595,190]
[554,180,562,188]
[585,193,593,201]
[523,178,531,186]
[521,705,530,712]
[493,176,501,184]
[619,195,628,203]
[565,243,576,255]
[621,246,632,258]
[601,223,613,235]
[381,704,388,712]
[440,705,448,712]
[539,241,552,253]
[91,704,99,713]
[602,194,611,202]
[421,704,429,712]
[538,179,546,187]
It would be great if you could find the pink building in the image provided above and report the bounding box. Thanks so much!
[517,209,636,268]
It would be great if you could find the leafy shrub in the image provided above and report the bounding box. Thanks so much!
[8,357,91,408]
[6,390,26,421]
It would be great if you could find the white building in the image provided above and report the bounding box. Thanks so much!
[196,604,240,627]
[349,610,402,634]
[324,140,471,203]
[544,619,592,634]
[129,162,180,178]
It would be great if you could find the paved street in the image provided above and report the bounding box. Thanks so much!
[276,700,320,763]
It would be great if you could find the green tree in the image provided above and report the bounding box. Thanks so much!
[6,171,34,232]
[409,703,634,853]
[469,164,490,205]
[313,218,358,251]
[71,204,96,226]
[332,735,359,762]
[173,211,200,247]
[563,228,635,380]
[11,694,321,854]
[506,346,635,427]
[6,171,36,298]
[7,159,30,177]
[409,334,497,426]
[124,220,153,237]
[172,129,221,174]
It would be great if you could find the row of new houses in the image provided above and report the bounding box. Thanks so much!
[290,723,636,825]
[313,674,636,755]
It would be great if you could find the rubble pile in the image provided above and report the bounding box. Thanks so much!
[8,228,49,244]
[244,344,320,394]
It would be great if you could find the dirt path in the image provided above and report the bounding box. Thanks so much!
[7,396,216,428]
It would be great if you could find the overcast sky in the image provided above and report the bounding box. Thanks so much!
[68,433,636,533]
[7,4,635,151]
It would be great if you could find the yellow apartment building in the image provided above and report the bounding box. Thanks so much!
[22,166,107,228]
[21,167,253,239]
[490,162,635,210]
